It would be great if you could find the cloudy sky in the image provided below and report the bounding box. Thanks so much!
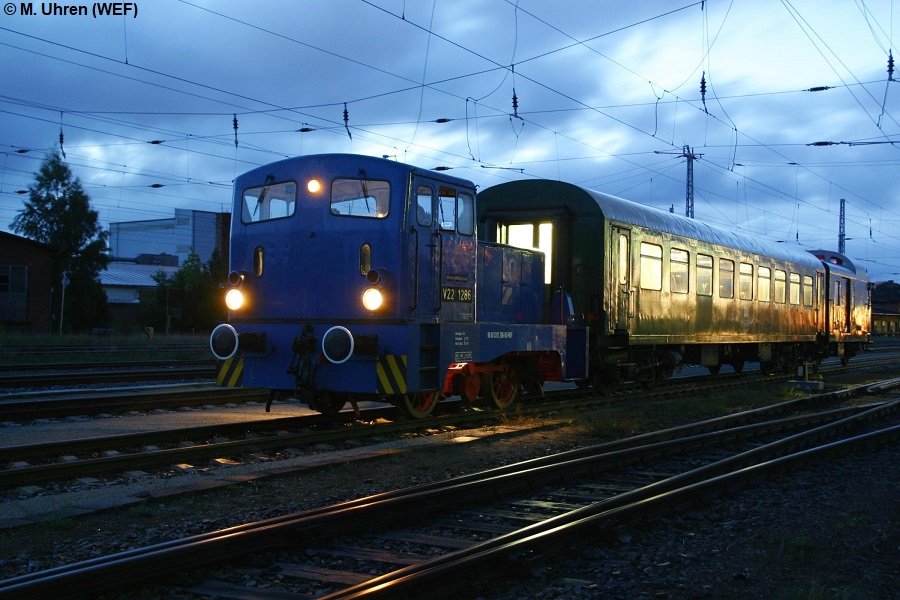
[2,1,899,280]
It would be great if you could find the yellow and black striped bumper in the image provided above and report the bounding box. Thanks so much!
[216,355,244,387]
[376,355,407,394]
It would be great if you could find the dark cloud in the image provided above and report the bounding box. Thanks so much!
[2,0,898,278]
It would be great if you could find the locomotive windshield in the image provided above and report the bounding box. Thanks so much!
[242,181,296,223]
[331,178,390,218]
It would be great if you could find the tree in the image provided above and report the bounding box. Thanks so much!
[11,151,110,332]
[138,250,228,334]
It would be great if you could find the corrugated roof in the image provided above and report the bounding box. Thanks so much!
[100,262,179,287]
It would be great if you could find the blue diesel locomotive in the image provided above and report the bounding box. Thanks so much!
[210,154,871,416]
[210,154,585,418]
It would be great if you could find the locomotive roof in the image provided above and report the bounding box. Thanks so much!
[237,153,475,191]
[478,179,835,271]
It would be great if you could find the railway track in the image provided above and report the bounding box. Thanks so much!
[2,354,898,500]
[0,360,216,389]
[1,383,896,599]
[2,353,897,421]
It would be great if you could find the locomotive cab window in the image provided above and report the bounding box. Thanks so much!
[639,242,662,291]
[242,181,297,223]
[416,186,433,226]
[331,178,390,218]
[438,187,456,231]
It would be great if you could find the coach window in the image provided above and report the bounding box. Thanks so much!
[501,222,554,282]
[719,259,734,298]
[739,263,753,300]
[789,273,801,305]
[670,249,689,293]
[331,178,390,218]
[697,254,713,296]
[774,270,786,303]
[416,186,433,226]
[803,275,814,306]
[758,267,771,301]
[640,242,663,290]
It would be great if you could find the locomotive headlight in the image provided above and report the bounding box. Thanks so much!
[362,287,383,311]
[307,178,322,194]
[225,288,245,311]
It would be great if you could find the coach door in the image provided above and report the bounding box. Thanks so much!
[611,226,632,333]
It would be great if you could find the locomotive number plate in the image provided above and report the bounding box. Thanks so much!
[442,286,473,302]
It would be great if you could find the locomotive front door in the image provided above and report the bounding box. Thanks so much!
[409,177,476,323]
[611,226,632,333]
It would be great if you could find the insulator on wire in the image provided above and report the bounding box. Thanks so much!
[700,72,707,113]
[512,90,519,118]
[343,103,352,140]
[233,114,239,148]
[59,128,65,159]
[888,50,895,81]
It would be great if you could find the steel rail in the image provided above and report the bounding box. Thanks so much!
[0,398,895,599]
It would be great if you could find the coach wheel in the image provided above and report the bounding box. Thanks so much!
[730,360,745,373]
[706,365,721,375]
[759,361,776,376]
[310,392,348,416]
[484,367,519,409]
[396,391,438,419]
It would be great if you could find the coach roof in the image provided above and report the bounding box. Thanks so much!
[478,179,824,270]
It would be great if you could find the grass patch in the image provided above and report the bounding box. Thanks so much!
[37,516,76,531]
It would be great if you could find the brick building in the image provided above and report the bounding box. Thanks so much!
[0,231,54,333]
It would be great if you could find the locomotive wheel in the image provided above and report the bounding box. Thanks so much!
[396,391,438,419]
[592,367,620,395]
[484,367,518,409]
[309,392,348,416]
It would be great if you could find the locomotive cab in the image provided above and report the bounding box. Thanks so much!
[211,154,574,419]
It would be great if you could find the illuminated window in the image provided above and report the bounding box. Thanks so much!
[640,242,663,291]
[758,267,771,302]
[789,273,801,305]
[697,254,713,296]
[719,259,734,298]
[739,263,753,300]
[499,222,553,282]
[774,270,786,303]
[670,248,689,293]
[803,275,814,306]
